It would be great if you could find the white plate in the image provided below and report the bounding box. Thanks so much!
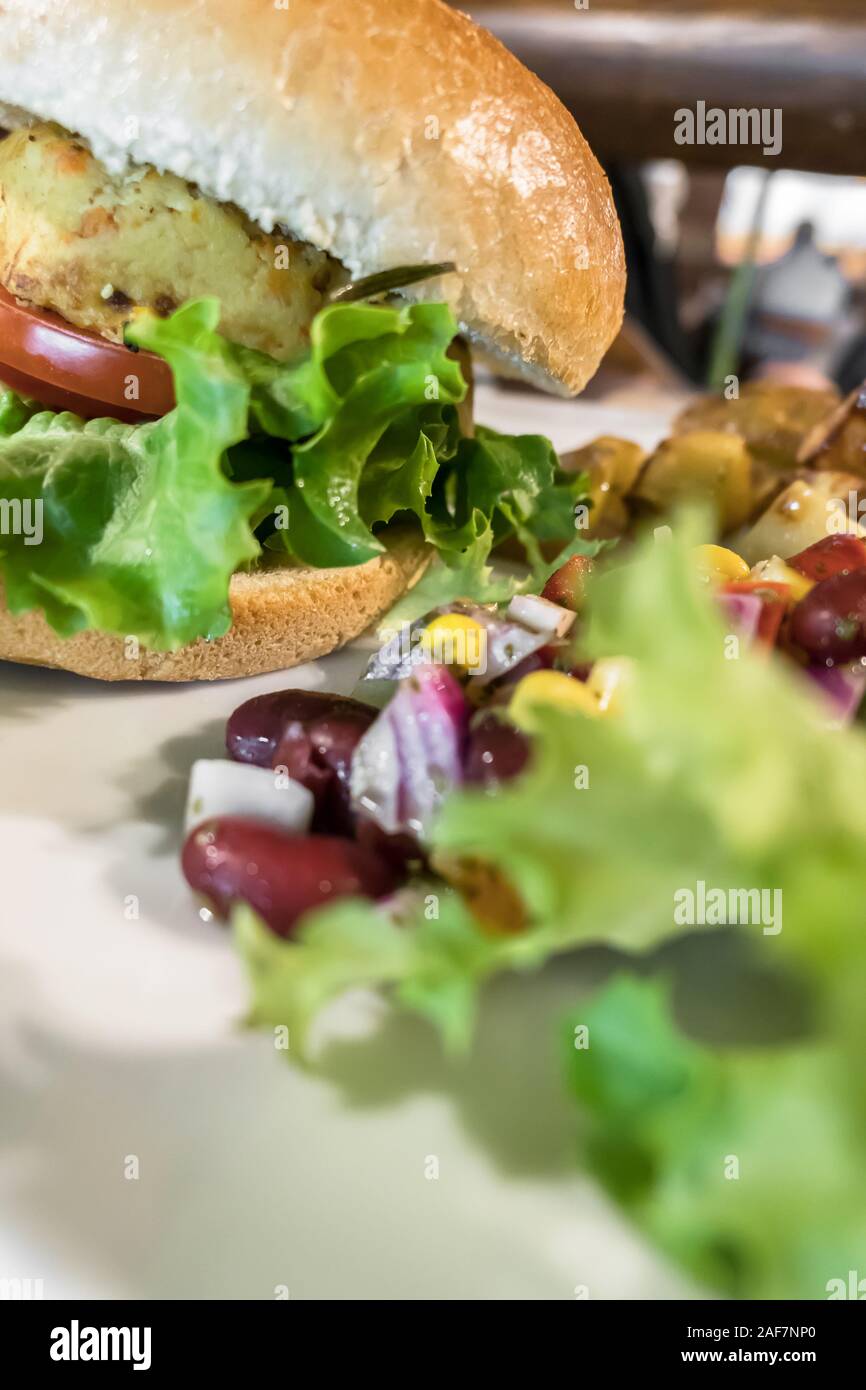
[0,396,693,1300]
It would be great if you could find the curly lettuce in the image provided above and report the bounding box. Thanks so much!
[0,297,582,650]
[233,523,866,1296]
[567,975,866,1300]
[235,524,866,1060]
[0,302,267,648]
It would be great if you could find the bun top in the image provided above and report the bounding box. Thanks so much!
[0,0,625,395]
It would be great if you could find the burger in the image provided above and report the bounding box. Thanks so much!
[0,0,624,680]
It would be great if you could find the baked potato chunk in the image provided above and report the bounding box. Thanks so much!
[797,383,866,479]
[735,471,866,565]
[634,430,755,532]
[558,436,646,538]
[0,122,342,359]
[673,382,839,470]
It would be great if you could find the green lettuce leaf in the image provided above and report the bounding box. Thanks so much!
[567,975,866,1299]
[235,522,866,1065]
[234,889,528,1058]
[380,525,606,630]
[232,520,866,1298]
[435,522,866,996]
[0,301,268,647]
[0,386,41,438]
[0,297,585,648]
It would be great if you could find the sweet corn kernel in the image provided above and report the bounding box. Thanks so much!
[420,612,486,674]
[693,544,751,584]
[509,669,600,728]
[749,555,814,603]
[585,657,634,716]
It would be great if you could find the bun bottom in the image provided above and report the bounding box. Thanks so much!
[0,529,428,681]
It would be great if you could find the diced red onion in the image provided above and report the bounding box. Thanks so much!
[804,662,866,725]
[356,601,552,700]
[716,590,764,647]
[350,662,468,841]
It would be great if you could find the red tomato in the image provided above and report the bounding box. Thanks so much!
[0,283,174,420]
[788,534,866,583]
[541,553,592,611]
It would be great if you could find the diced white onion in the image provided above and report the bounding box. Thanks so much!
[738,473,866,565]
[184,759,314,835]
[506,593,576,638]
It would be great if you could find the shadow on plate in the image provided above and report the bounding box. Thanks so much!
[309,927,810,1168]
[0,927,805,1297]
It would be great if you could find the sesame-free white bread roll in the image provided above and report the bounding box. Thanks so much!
[0,0,625,395]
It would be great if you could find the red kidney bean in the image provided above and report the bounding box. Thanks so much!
[182,817,399,937]
[227,690,377,833]
[227,689,376,766]
[464,713,531,787]
[354,816,427,874]
[789,569,866,663]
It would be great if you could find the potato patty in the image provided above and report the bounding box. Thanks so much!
[0,123,343,359]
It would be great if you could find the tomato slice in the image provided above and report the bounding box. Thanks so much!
[722,580,789,646]
[540,553,592,611]
[788,533,866,583]
[0,283,174,420]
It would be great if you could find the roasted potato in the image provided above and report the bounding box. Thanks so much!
[734,471,866,565]
[673,382,839,470]
[633,430,754,532]
[559,435,646,537]
[797,383,866,479]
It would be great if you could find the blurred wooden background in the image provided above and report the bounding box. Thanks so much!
[455,4,866,394]
[468,2,866,20]
[464,2,866,175]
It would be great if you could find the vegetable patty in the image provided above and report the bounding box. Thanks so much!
[0,122,342,359]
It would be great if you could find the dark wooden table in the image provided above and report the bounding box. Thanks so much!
[464,3,866,174]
